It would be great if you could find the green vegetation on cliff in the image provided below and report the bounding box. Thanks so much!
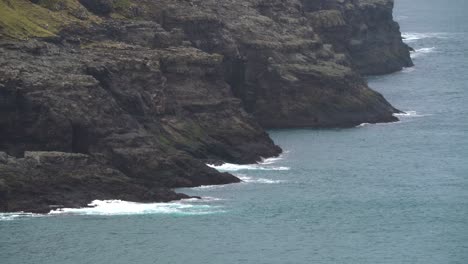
[0,0,411,213]
[0,0,146,39]
[0,0,98,39]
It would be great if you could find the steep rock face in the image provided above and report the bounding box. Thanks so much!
[0,151,191,213]
[142,0,407,127]
[0,37,279,163]
[305,0,413,75]
[0,0,411,212]
[0,38,275,212]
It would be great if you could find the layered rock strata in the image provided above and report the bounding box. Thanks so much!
[0,0,412,212]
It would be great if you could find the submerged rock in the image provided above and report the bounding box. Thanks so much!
[0,0,411,212]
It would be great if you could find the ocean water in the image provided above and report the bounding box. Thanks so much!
[1,0,468,263]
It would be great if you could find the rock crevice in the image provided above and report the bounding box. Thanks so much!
[0,0,412,212]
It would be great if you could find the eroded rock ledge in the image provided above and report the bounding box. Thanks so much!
[0,0,412,213]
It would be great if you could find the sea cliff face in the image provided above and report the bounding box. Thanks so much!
[305,0,413,75]
[0,0,412,212]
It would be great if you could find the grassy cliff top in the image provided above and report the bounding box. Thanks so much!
[0,0,99,40]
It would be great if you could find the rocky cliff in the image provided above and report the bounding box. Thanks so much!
[305,0,413,75]
[0,0,412,213]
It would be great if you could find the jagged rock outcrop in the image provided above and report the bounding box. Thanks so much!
[139,0,408,127]
[0,0,412,213]
[0,151,192,213]
[0,38,270,212]
[305,0,413,75]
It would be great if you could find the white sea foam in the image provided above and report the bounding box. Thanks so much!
[411,47,436,59]
[356,122,371,128]
[47,200,222,216]
[207,154,290,172]
[192,184,228,190]
[393,111,426,118]
[188,196,224,202]
[356,110,426,128]
[237,175,285,184]
[402,32,449,43]
[0,212,40,221]
[193,175,285,188]
[207,163,290,172]
[401,67,416,73]
[0,198,224,220]
[414,47,436,53]
[259,156,283,165]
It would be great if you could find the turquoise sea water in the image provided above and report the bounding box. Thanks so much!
[1,0,468,263]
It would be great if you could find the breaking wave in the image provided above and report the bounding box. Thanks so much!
[356,123,371,128]
[237,175,285,184]
[207,163,290,172]
[0,212,40,221]
[259,152,288,165]
[411,47,436,59]
[48,200,223,216]
[193,175,285,188]
[0,199,224,220]
[356,110,427,128]
[393,110,427,118]
[401,67,416,73]
[402,32,449,43]
[192,184,228,190]
[207,154,290,172]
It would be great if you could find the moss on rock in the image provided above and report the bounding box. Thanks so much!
[0,0,98,39]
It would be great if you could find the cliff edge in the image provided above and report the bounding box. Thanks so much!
[0,0,412,213]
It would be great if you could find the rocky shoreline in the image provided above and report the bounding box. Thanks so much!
[0,0,412,213]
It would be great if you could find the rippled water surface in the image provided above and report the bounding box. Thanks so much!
[1,0,468,263]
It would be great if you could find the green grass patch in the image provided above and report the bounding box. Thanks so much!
[113,0,130,12]
[0,0,98,40]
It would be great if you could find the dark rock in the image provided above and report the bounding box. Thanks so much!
[147,0,405,127]
[0,36,263,212]
[0,0,411,213]
[306,0,413,75]
[79,0,114,15]
[0,151,192,213]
